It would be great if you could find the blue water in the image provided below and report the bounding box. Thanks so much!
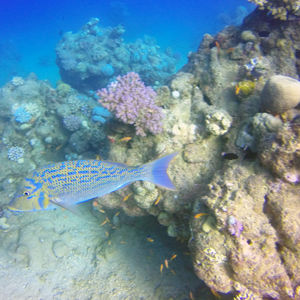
[0,0,254,86]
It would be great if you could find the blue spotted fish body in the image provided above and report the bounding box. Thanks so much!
[8,153,176,212]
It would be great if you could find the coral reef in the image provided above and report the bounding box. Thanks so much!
[13,107,32,123]
[88,7,300,300]
[258,123,300,183]
[0,74,108,201]
[56,18,179,92]
[1,6,300,300]
[248,0,300,20]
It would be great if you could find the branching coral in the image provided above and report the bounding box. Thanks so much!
[97,72,164,136]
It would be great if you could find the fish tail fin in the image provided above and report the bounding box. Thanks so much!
[142,153,177,190]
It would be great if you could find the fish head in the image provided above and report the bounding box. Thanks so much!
[8,177,50,212]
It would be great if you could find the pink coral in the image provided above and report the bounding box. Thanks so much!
[97,72,164,136]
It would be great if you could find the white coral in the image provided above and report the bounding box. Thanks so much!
[205,109,232,136]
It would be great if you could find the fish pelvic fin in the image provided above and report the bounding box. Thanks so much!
[142,153,177,190]
[49,199,81,216]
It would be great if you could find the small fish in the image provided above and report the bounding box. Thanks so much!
[114,211,120,217]
[194,213,208,219]
[146,237,154,243]
[189,291,195,300]
[122,193,132,202]
[100,217,110,226]
[226,47,235,53]
[235,84,240,95]
[160,264,164,273]
[170,254,177,261]
[119,136,132,142]
[8,153,177,212]
[154,194,161,205]
[120,241,127,244]
[92,200,98,207]
[210,288,221,299]
[98,208,106,213]
[55,144,64,151]
[170,269,176,275]
[105,231,109,237]
[164,259,169,269]
[221,152,238,160]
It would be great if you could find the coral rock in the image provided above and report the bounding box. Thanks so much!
[260,75,300,114]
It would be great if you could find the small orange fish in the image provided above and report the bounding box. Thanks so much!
[114,211,120,217]
[170,254,177,261]
[164,259,169,269]
[189,291,195,300]
[100,219,108,226]
[55,144,64,151]
[194,213,208,219]
[147,237,154,243]
[100,217,110,226]
[160,264,164,273]
[235,84,240,95]
[92,200,98,207]
[119,136,132,142]
[154,194,161,206]
[210,288,221,299]
[122,193,132,202]
[215,41,221,55]
[98,208,106,213]
[226,47,235,53]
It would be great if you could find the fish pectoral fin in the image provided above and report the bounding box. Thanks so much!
[49,199,80,216]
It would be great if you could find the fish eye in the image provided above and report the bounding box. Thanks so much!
[23,191,30,196]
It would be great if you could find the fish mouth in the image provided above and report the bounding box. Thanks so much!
[7,197,22,212]
[6,205,21,212]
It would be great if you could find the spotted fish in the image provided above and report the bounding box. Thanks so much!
[8,153,177,212]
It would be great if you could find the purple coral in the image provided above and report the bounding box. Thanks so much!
[97,72,164,136]
[227,215,244,237]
